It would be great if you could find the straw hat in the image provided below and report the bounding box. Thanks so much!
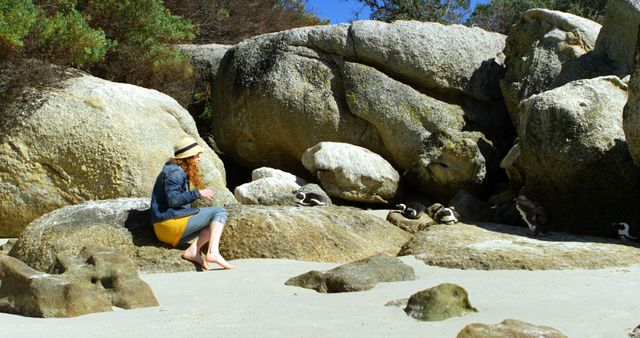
[174,137,204,159]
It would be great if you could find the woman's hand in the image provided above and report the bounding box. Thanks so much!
[199,189,215,201]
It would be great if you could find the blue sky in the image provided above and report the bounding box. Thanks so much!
[306,0,489,24]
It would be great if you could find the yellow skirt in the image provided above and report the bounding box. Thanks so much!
[153,215,191,247]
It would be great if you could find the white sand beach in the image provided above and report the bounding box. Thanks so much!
[1,255,639,338]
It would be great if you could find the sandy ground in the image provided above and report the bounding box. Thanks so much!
[2,211,640,338]
[1,255,639,338]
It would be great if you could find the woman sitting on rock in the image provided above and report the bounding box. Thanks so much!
[150,137,235,270]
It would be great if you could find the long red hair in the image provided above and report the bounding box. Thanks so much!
[170,156,204,190]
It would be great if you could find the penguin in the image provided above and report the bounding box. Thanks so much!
[434,206,459,225]
[612,222,640,243]
[295,191,327,206]
[426,203,459,225]
[426,203,443,219]
[395,203,420,220]
[515,195,548,237]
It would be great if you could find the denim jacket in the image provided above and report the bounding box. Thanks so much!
[150,162,201,224]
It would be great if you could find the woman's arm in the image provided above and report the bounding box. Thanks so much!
[164,168,201,207]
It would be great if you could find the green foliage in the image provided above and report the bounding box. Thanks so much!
[79,0,196,104]
[33,8,113,67]
[353,0,607,33]
[164,0,327,44]
[469,0,551,34]
[1,0,196,105]
[81,0,195,45]
[2,0,325,107]
[0,0,38,49]
[275,0,329,26]
[469,0,607,34]
[355,0,471,24]
[1,0,111,66]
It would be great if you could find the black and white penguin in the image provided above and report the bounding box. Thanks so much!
[295,191,327,206]
[426,203,459,225]
[435,206,459,225]
[612,222,640,243]
[395,203,420,220]
[515,195,547,236]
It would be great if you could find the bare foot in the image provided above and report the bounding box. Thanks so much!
[181,249,210,271]
[205,252,236,269]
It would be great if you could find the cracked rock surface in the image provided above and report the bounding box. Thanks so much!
[0,245,158,318]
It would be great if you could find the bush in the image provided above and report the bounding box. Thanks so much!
[30,8,113,67]
[2,0,326,107]
[164,0,327,44]
[79,0,196,105]
[0,0,38,48]
[469,0,607,34]
[95,41,195,105]
[354,0,471,24]
[1,0,112,66]
[1,0,197,106]
[81,0,195,44]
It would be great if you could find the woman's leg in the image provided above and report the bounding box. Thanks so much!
[204,220,235,269]
[179,209,215,270]
[181,227,211,270]
[180,207,234,269]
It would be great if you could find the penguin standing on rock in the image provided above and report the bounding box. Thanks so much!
[515,195,548,237]
[395,203,420,220]
[612,222,640,243]
[387,202,431,233]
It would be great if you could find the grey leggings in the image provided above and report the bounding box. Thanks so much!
[178,206,227,246]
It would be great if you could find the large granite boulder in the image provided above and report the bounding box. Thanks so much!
[399,222,640,270]
[405,131,497,202]
[0,246,158,318]
[404,283,477,321]
[386,210,434,234]
[345,21,506,102]
[518,76,640,234]
[501,9,602,122]
[302,142,400,204]
[175,43,232,124]
[175,43,231,85]
[11,198,411,273]
[285,254,415,293]
[251,167,307,186]
[623,35,640,167]
[499,143,525,187]
[234,177,301,206]
[594,0,640,76]
[279,21,505,99]
[220,205,411,263]
[9,198,196,274]
[0,72,235,236]
[341,61,466,169]
[212,21,511,179]
[457,319,567,338]
[234,167,311,206]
